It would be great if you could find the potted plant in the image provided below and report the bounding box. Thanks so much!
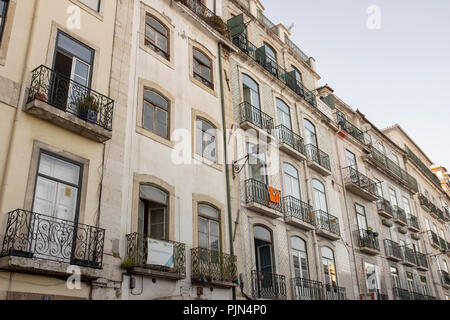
[75,95,99,123]
[121,258,135,269]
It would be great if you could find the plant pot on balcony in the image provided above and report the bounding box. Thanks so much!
[76,95,99,123]
[398,227,407,235]
[382,219,393,227]
[411,234,421,241]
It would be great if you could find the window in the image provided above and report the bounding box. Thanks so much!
[304,119,317,147]
[405,272,416,292]
[79,0,101,12]
[196,118,217,162]
[373,178,383,198]
[313,179,328,212]
[284,163,300,199]
[355,203,368,232]
[376,141,386,155]
[145,14,169,60]
[198,204,220,252]
[291,65,303,84]
[391,153,400,166]
[402,196,412,219]
[391,267,401,288]
[0,0,8,43]
[242,74,260,108]
[276,98,291,130]
[291,237,309,279]
[345,149,357,170]
[33,152,82,223]
[364,262,380,293]
[254,226,274,275]
[143,89,170,139]
[420,276,429,296]
[424,218,430,231]
[321,247,337,286]
[138,184,168,240]
[193,48,213,89]
[247,142,267,184]
[264,42,277,61]
[389,188,398,207]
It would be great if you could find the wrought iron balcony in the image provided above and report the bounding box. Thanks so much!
[305,144,331,174]
[239,101,274,134]
[384,239,402,261]
[256,9,278,35]
[418,193,431,211]
[444,207,450,221]
[358,229,380,254]
[124,233,186,279]
[436,208,445,221]
[176,0,230,37]
[438,236,447,250]
[232,33,318,109]
[191,248,237,286]
[245,178,283,213]
[440,270,450,287]
[342,166,379,201]
[315,210,340,240]
[251,270,287,300]
[415,252,428,270]
[291,277,325,300]
[283,196,315,229]
[324,284,347,300]
[406,146,442,189]
[393,206,408,226]
[27,65,114,135]
[285,37,310,65]
[0,209,104,269]
[400,245,417,266]
[408,215,420,231]
[428,230,441,248]
[336,111,367,145]
[275,125,306,158]
[377,198,393,218]
[393,287,411,300]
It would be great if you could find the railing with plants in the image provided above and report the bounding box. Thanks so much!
[342,166,379,198]
[305,144,331,171]
[393,206,407,224]
[283,196,315,226]
[377,198,393,215]
[291,277,325,300]
[401,245,417,265]
[191,248,237,284]
[315,210,340,236]
[276,125,306,156]
[251,270,287,300]
[27,65,114,131]
[358,229,380,251]
[384,239,402,260]
[245,178,283,212]
[408,215,420,230]
[239,101,274,133]
[1,209,105,268]
[415,252,428,269]
[124,233,186,277]
[336,111,367,145]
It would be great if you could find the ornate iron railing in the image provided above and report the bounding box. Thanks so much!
[315,210,340,236]
[1,209,104,268]
[384,239,402,260]
[324,284,347,300]
[305,144,331,171]
[283,196,314,226]
[239,101,274,134]
[176,0,230,37]
[291,277,324,300]
[440,270,450,287]
[342,166,379,198]
[245,178,283,212]
[436,208,445,221]
[438,236,447,250]
[125,233,186,277]
[408,215,420,230]
[377,198,393,215]
[393,287,411,300]
[415,252,428,269]
[232,33,318,109]
[336,111,367,145]
[276,125,305,156]
[428,230,440,247]
[358,229,380,251]
[406,146,442,188]
[418,193,430,208]
[191,248,237,283]
[27,65,114,131]
[401,245,416,265]
[251,270,287,300]
[393,206,407,224]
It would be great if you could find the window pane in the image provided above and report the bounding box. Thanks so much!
[193,49,211,67]
[199,204,219,220]
[198,232,209,248]
[79,0,100,12]
[143,101,154,131]
[144,90,168,110]
[146,16,168,36]
[254,226,271,242]
[39,153,80,186]
[198,217,208,234]
[57,31,94,64]
[210,221,220,237]
[139,185,167,205]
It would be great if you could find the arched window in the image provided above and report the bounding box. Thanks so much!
[193,48,214,89]
[143,89,170,138]
[264,42,277,61]
[312,179,327,212]
[291,65,303,84]
[291,236,309,279]
[242,74,260,109]
[276,98,292,130]
[284,163,300,199]
[376,141,386,155]
[263,42,278,75]
[198,203,220,252]
[196,118,217,163]
[138,184,169,240]
[304,119,317,147]
[254,226,274,275]
[321,247,337,286]
[145,14,169,59]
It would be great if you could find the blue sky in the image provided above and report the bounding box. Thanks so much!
[261,0,450,168]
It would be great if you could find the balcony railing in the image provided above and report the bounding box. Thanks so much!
[384,239,402,260]
[251,270,287,300]
[283,196,315,226]
[245,178,283,212]
[324,284,347,300]
[239,101,274,134]
[418,193,430,209]
[0,209,104,268]
[125,233,186,278]
[393,206,407,225]
[191,248,237,284]
[256,9,277,34]
[176,0,230,37]
[305,144,331,172]
[408,215,420,230]
[276,125,305,156]
[27,65,114,131]
[440,270,450,287]
[436,208,445,221]
[291,277,324,300]
[438,237,447,250]
[342,166,379,198]
[285,37,310,65]
[358,229,380,251]
[232,33,318,109]
[406,146,442,188]
[415,252,428,269]
[336,111,367,145]
[393,287,411,300]
[377,198,393,216]
[315,210,340,237]
[428,230,440,248]
[401,245,417,265]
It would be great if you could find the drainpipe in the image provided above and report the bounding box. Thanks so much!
[218,43,236,300]
[0,0,40,212]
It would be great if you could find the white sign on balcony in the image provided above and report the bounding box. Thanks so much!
[147,239,174,268]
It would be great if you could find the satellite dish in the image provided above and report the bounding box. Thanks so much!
[361,123,372,132]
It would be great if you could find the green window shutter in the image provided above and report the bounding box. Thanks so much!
[227,13,245,37]
[321,95,336,110]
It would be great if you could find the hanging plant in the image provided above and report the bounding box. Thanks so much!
[398,227,407,234]
[382,219,393,227]
[411,233,421,240]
